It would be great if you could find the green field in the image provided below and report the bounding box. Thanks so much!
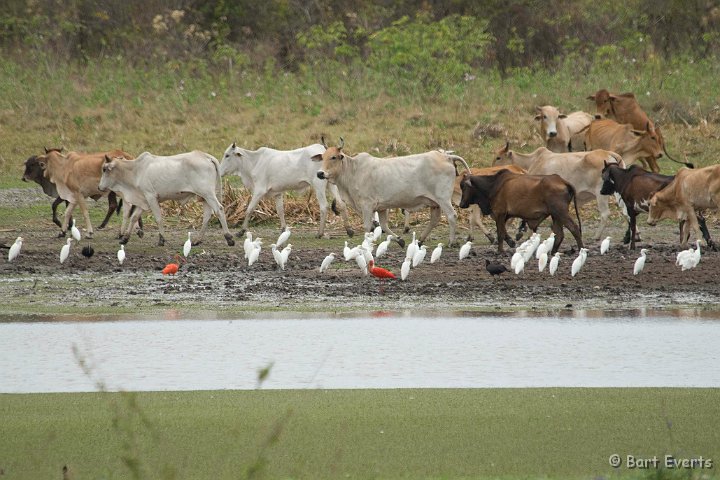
[1,388,718,479]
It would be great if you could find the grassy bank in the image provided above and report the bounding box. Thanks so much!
[1,388,718,479]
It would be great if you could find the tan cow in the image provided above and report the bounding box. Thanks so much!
[587,89,692,170]
[584,119,663,172]
[492,142,624,239]
[647,165,720,248]
[37,149,135,239]
[534,105,593,152]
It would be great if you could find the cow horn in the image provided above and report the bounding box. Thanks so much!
[338,137,344,149]
[321,136,327,148]
[231,142,236,149]
[104,155,112,163]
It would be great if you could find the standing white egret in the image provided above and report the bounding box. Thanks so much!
[372,225,383,242]
[271,244,283,269]
[535,242,549,260]
[579,247,589,267]
[514,256,525,274]
[8,236,22,262]
[600,236,611,255]
[677,240,701,270]
[633,248,648,275]
[355,250,368,275]
[375,235,394,258]
[405,232,418,261]
[243,232,253,259]
[542,233,556,255]
[400,257,411,281]
[689,240,702,269]
[117,245,126,265]
[183,232,192,258]
[343,241,353,261]
[319,253,336,273]
[459,241,472,260]
[430,243,443,263]
[361,244,374,265]
[280,243,292,269]
[549,252,561,276]
[412,245,427,267]
[60,238,73,264]
[248,240,262,266]
[276,227,291,248]
[571,248,588,277]
[70,219,81,242]
[538,251,548,272]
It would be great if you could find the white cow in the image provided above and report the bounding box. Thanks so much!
[493,142,624,240]
[313,138,471,246]
[219,142,353,238]
[98,151,235,247]
[535,105,593,152]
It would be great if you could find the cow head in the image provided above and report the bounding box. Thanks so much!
[459,174,492,215]
[492,141,512,166]
[22,155,43,183]
[631,123,663,160]
[646,184,675,226]
[98,155,118,192]
[219,142,245,176]
[534,105,566,139]
[587,89,613,118]
[314,137,345,183]
[600,161,619,195]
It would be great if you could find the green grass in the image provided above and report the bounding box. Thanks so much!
[0,388,718,479]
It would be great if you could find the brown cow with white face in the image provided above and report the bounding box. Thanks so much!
[534,105,593,152]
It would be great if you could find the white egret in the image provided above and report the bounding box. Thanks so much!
[243,232,254,259]
[549,252,561,276]
[375,235,394,258]
[372,225,383,242]
[276,227,291,248]
[535,242,549,260]
[355,250,368,275]
[280,244,292,268]
[117,245,126,265]
[542,233,556,254]
[511,246,526,270]
[405,232,418,261]
[343,241,352,261]
[571,248,588,277]
[400,258,411,281]
[70,219,81,242]
[412,245,427,267]
[183,232,192,258]
[514,256,525,274]
[538,251,548,272]
[248,240,262,266]
[60,238,73,264]
[600,236,611,255]
[430,243,443,264]
[8,236,22,262]
[459,241,472,260]
[319,253,336,273]
[271,244,283,269]
[633,248,648,275]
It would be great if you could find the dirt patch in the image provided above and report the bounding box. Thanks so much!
[2,188,720,315]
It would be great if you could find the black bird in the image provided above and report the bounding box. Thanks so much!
[81,245,94,258]
[485,259,508,277]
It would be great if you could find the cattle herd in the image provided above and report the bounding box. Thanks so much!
[9,88,720,276]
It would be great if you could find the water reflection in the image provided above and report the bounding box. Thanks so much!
[1,310,719,393]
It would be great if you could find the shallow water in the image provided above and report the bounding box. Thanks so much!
[1,310,719,392]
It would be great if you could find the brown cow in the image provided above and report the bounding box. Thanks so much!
[585,119,663,172]
[647,165,720,248]
[37,149,135,239]
[459,170,583,254]
[587,89,692,169]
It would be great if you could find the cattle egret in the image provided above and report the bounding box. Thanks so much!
[8,236,22,262]
[271,244,284,269]
[280,244,292,268]
[549,252,561,276]
[633,249,648,275]
[372,225,383,242]
[248,240,262,266]
[406,232,418,261]
[117,245,126,265]
[60,238,72,264]
[511,246,526,270]
[276,228,291,248]
[346,245,361,261]
[535,242,549,260]
[571,249,588,277]
[579,247,589,267]
[430,243,443,263]
[412,245,427,267]
[677,240,701,270]
[361,244,374,265]
[690,240,702,268]
[538,251,548,272]
[319,253,336,273]
[375,235,394,258]
[485,259,507,277]
[400,258,411,281]
[542,233,556,255]
[355,251,368,275]
[600,236,611,255]
[183,232,192,258]
[70,219,81,242]
[373,211,380,225]
[514,256,525,274]
[459,241,472,260]
[343,241,353,261]
[243,232,254,259]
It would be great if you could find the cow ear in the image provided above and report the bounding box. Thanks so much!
[609,94,618,101]
[559,114,567,119]
[534,114,541,121]
[502,141,509,153]
[338,137,344,149]
[104,155,112,163]
[320,136,328,148]
[311,154,323,162]
[231,141,236,149]
[587,95,596,101]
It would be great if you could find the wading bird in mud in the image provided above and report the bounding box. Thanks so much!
[276,227,291,248]
[400,257,411,281]
[70,219,81,242]
[571,248,588,277]
[183,232,192,258]
[485,259,507,277]
[319,253,336,273]
[459,241,472,260]
[368,260,396,294]
[430,243,443,264]
[117,245,126,265]
[375,235,394,258]
[600,236,611,255]
[8,236,22,262]
[549,252,561,276]
[60,238,73,264]
[633,248,648,275]
[162,254,185,275]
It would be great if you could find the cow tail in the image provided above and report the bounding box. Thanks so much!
[664,144,694,169]
[209,155,223,198]
[448,155,472,176]
[570,184,582,235]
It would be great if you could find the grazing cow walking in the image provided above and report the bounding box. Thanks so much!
[219,142,353,238]
[584,119,663,172]
[98,151,235,247]
[314,138,471,247]
[459,170,583,254]
[647,165,720,248]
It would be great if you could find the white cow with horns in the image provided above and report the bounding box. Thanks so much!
[219,142,353,238]
[98,151,235,247]
[313,137,471,247]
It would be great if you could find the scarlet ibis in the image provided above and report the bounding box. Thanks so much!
[117,245,126,265]
[8,236,22,262]
[430,243,443,263]
[276,227,291,248]
[319,253,336,273]
[633,248,648,275]
[70,219,81,242]
[162,254,184,275]
[549,252,561,276]
[183,232,192,258]
[400,258,411,281]
[485,259,507,277]
[60,238,72,264]
[459,241,472,260]
[375,235,394,258]
[600,236,611,255]
[368,260,396,279]
[412,245,426,267]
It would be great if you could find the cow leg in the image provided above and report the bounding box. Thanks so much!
[515,220,528,241]
[74,196,95,239]
[550,218,565,254]
[562,213,584,251]
[472,206,496,244]
[120,206,144,244]
[98,192,118,230]
[61,202,78,238]
[628,210,638,250]
[403,209,411,233]
[417,207,442,246]
[313,183,329,238]
[144,197,166,247]
[377,210,402,247]
[494,214,508,254]
[236,191,266,238]
[697,213,716,250]
[274,193,287,233]
[594,195,611,240]
[51,197,67,229]
[328,184,354,237]
[437,199,458,246]
[203,193,235,247]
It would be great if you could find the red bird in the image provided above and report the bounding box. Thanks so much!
[368,260,396,280]
[162,254,184,275]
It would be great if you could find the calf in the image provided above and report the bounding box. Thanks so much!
[534,106,593,152]
[459,170,583,254]
[647,165,720,248]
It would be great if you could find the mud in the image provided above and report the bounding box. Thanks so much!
[1,189,720,315]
